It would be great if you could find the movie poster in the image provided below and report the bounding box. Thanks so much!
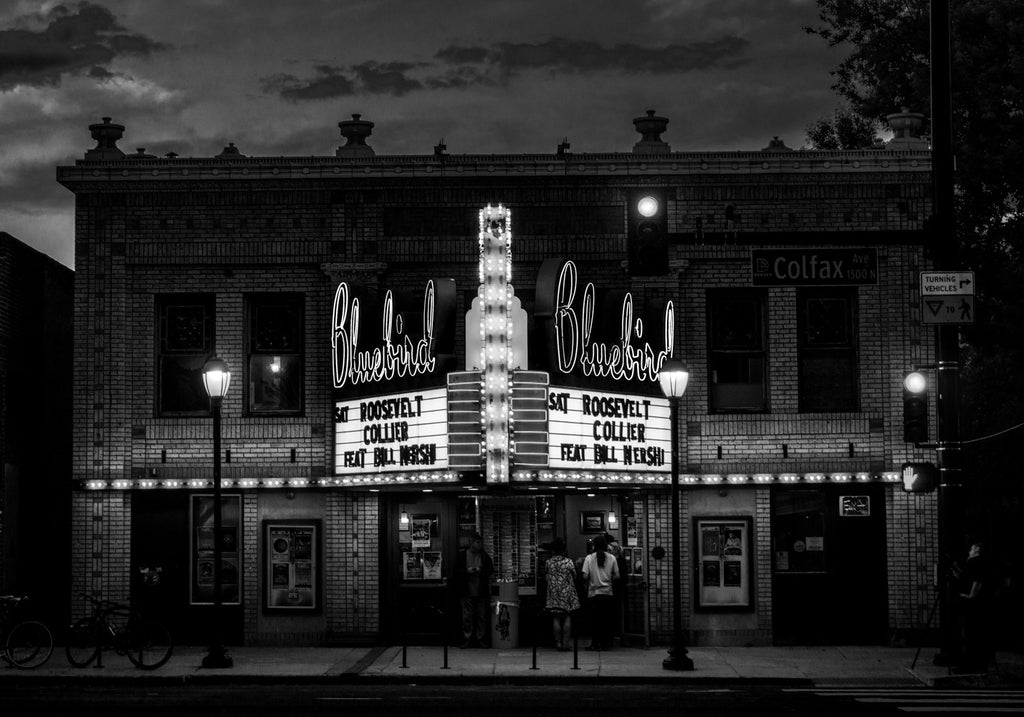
[403,551,423,580]
[423,551,442,580]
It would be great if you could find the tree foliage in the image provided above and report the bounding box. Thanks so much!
[805,106,880,149]
[807,0,1024,588]
[805,0,1024,233]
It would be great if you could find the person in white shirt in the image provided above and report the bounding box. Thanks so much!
[582,534,620,650]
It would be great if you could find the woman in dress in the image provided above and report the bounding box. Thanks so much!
[544,537,580,650]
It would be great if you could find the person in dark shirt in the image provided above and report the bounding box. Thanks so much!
[455,532,493,648]
[955,541,995,672]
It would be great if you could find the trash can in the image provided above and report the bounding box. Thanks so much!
[491,579,519,648]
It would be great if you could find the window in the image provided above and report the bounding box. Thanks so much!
[708,291,766,412]
[798,289,858,411]
[247,294,303,415]
[158,295,214,415]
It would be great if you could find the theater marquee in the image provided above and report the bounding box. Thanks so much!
[334,388,449,474]
[546,387,671,472]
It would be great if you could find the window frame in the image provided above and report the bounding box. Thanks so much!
[707,289,768,414]
[245,293,305,417]
[796,288,859,412]
[156,293,215,417]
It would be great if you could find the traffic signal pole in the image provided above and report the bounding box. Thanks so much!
[930,0,966,667]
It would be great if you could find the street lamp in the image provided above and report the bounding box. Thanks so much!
[658,357,694,671]
[201,356,233,669]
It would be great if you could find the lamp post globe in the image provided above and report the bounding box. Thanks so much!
[202,357,231,401]
[201,357,233,669]
[658,357,694,671]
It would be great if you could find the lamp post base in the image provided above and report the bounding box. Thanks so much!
[202,646,234,669]
[662,644,694,671]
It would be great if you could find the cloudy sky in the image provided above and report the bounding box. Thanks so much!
[0,0,851,268]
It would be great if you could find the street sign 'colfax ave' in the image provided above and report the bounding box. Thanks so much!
[920,271,975,325]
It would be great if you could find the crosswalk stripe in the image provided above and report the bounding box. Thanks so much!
[787,690,1024,698]
[856,698,1024,704]
[787,687,1024,713]
[897,708,1024,713]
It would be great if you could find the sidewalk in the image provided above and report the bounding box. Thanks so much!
[5,644,1024,688]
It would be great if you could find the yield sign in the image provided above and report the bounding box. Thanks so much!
[922,296,974,324]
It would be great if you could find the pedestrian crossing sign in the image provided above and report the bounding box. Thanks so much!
[921,295,974,324]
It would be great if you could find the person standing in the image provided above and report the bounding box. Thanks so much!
[455,532,493,648]
[544,537,580,651]
[582,534,620,651]
[957,541,995,672]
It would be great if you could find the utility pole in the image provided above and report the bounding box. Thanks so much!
[929,0,965,668]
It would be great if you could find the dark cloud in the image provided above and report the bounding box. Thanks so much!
[87,65,114,80]
[266,34,749,102]
[350,61,424,96]
[434,45,490,64]
[0,2,167,90]
[265,65,357,101]
[267,61,427,101]
[425,66,497,90]
[436,36,752,76]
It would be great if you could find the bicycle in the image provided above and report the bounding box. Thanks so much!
[0,595,54,669]
[65,593,173,670]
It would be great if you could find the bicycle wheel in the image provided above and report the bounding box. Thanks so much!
[6,620,54,668]
[124,618,172,670]
[65,618,99,667]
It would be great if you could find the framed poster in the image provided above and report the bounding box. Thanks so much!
[536,496,554,524]
[631,547,644,576]
[264,520,321,612]
[403,551,423,580]
[411,513,437,549]
[694,517,752,610]
[579,511,605,534]
[422,551,442,580]
[190,494,241,606]
[457,497,477,527]
[625,516,638,546]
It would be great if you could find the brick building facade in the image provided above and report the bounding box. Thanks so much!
[58,112,938,648]
[0,233,73,623]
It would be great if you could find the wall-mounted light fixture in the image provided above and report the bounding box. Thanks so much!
[400,511,410,527]
[607,510,618,529]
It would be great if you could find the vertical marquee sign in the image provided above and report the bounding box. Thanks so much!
[331,278,457,476]
[477,205,515,484]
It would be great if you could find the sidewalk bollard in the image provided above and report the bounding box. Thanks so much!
[530,606,539,670]
[572,635,579,670]
[442,643,449,669]
[401,644,408,669]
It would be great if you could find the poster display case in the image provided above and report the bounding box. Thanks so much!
[399,512,443,582]
[189,494,241,605]
[265,520,321,611]
[694,517,752,609]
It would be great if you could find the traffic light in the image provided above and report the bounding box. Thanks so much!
[902,371,928,443]
[628,191,668,276]
[901,462,938,493]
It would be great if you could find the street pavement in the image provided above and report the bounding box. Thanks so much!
[4,643,1023,688]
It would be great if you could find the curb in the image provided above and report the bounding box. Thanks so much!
[0,673,821,687]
